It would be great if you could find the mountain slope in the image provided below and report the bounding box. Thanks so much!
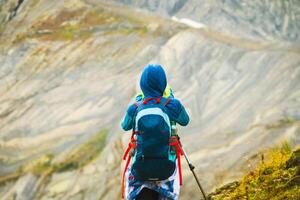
[98,0,300,42]
[0,0,300,199]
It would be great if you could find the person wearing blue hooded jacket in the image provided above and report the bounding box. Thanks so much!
[121,64,190,200]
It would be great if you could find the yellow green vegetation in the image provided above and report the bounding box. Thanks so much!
[0,23,5,34]
[0,129,107,185]
[265,118,297,130]
[29,129,108,175]
[14,6,151,43]
[209,144,300,200]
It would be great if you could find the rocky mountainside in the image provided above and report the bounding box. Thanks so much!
[99,0,300,42]
[0,0,300,199]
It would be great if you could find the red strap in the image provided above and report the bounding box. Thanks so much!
[176,144,183,185]
[123,144,131,160]
[122,132,137,199]
[143,97,163,104]
[155,97,161,104]
[132,131,138,138]
[134,102,139,107]
[170,139,183,185]
[143,97,154,104]
[164,98,171,106]
[122,156,131,199]
[123,138,137,160]
[176,150,182,185]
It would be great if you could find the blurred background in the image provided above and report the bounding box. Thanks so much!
[0,0,299,199]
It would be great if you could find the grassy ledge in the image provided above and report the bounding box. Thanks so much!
[0,129,108,185]
[13,6,153,43]
[209,144,300,200]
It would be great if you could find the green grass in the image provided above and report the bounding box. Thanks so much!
[30,129,108,175]
[0,23,5,34]
[209,144,300,200]
[0,129,108,184]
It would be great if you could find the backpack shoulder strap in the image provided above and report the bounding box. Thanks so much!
[157,97,171,107]
[163,98,171,106]
[133,102,139,107]
[132,101,142,131]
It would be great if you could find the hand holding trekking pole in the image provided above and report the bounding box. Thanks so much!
[171,124,208,200]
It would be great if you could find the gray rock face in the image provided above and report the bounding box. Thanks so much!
[100,0,300,42]
[98,0,187,15]
[3,173,38,200]
[151,30,300,197]
[0,0,299,199]
[0,0,26,24]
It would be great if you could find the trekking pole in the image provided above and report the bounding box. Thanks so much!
[171,123,207,200]
[180,142,208,200]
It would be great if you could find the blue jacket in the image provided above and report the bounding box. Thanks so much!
[121,64,189,131]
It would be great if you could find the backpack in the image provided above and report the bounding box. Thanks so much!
[122,97,183,199]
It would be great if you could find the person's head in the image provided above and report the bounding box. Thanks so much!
[140,64,167,98]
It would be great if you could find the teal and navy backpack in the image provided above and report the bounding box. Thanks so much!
[121,97,183,198]
[133,97,176,180]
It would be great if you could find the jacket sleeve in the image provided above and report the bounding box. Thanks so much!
[121,104,138,131]
[166,99,190,126]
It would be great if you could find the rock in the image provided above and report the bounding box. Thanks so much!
[147,23,159,32]
[262,167,274,175]
[286,149,300,169]
[2,173,38,200]
[211,181,239,195]
[103,0,300,42]
[287,176,300,187]
[0,0,25,23]
[208,181,239,200]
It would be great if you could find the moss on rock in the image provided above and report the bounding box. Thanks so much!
[209,145,300,200]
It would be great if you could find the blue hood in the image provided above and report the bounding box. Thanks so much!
[140,64,167,98]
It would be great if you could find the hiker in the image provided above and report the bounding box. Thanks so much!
[121,64,189,200]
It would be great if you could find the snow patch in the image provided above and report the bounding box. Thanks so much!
[171,16,206,29]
